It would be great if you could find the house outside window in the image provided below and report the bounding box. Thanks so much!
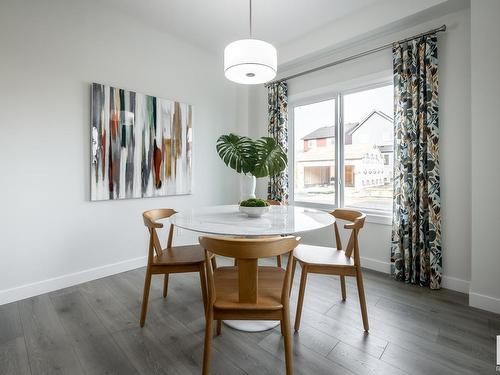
[291,83,393,214]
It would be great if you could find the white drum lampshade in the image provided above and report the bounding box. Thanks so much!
[224,39,277,84]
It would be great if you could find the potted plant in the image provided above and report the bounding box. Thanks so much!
[238,198,270,217]
[216,133,287,201]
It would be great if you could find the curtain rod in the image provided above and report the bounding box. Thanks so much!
[265,24,446,87]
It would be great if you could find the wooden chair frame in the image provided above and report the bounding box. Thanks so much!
[233,199,285,267]
[267,199,284,267]
[291,209,369,332]
[140,209,215,327]
[200,236,300,375]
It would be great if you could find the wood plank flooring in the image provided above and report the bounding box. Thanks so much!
[1,257,499,375]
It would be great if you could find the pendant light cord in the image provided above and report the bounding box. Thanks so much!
[249,0,252,38]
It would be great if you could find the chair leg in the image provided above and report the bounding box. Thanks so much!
[289,257,297,297]
[276,255,282,268]
[140,268,152,327]
[355,268,369,332]
[162,274,169,298]
[211,256,217,270]
[340,275,346,301]
[216,320,222,336]
[294,265,308,332]
[282,305,294,375]
[202,309,213,375]
[199,264,208,312]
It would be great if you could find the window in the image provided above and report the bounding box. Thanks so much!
[343,85,393,212]
[291,84,393,214]
[293,99,335,205]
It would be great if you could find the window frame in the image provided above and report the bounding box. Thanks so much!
[289,80,393,220]
[289,93,339,212]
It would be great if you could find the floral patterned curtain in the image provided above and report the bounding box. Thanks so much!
[267,82,289,203]
[391,34,442,289]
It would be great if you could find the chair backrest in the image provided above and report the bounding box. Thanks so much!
[331,209,366,263]
[142,209,176,259]
[266,199,282,206]
[199,236,300,306]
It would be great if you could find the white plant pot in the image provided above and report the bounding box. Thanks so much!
[240,174,256,201]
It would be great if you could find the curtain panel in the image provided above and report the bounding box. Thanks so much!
[391,34,442,289]
[267,82,289,203]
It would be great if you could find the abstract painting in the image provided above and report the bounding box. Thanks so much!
[90,83,192,200]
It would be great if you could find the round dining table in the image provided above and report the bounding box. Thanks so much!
[170,204,335,331]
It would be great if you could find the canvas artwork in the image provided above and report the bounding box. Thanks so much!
[90,83,193,201]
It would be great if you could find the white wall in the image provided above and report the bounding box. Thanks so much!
[277,0,451,65]
[248,7,471,293]
[470,0,500,314]
[0,0,246,304]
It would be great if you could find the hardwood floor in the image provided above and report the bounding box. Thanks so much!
[1,257,499,375]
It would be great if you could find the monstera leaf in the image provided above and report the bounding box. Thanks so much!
[216,133,254,174]
[251,137,287,178]
[216,133,287,178]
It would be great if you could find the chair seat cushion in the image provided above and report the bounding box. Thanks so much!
[293,244,353,267]
[153,244,205,265]
[213,266,284,310]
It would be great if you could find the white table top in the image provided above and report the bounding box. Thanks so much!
[169,205,335,237]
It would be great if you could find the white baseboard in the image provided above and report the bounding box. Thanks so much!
[0,251,477,309]
[0,256,147,306]
[469,292,500,315]
[360,257,471,294]
[361,256,391,273]
[442,275,470,294]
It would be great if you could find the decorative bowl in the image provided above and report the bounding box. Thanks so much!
[239,205,270,218]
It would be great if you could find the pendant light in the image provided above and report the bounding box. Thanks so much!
[224,0,277,84]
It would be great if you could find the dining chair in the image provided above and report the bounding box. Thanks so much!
[266,199,282,206]
[140,209,215,327]
[233,198,284,268]
[291,209,369,332]
[267,199,284,267]
[199,235,300,375]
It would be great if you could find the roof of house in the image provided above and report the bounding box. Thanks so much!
[301,110,393,140]
[348,110,393,135]
[302,126,335,140]
[302,123,358,140]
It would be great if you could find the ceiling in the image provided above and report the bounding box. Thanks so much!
[101,0,384,53]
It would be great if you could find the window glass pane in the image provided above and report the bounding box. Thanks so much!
[343,85,393,211]
[294,99,336,205]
